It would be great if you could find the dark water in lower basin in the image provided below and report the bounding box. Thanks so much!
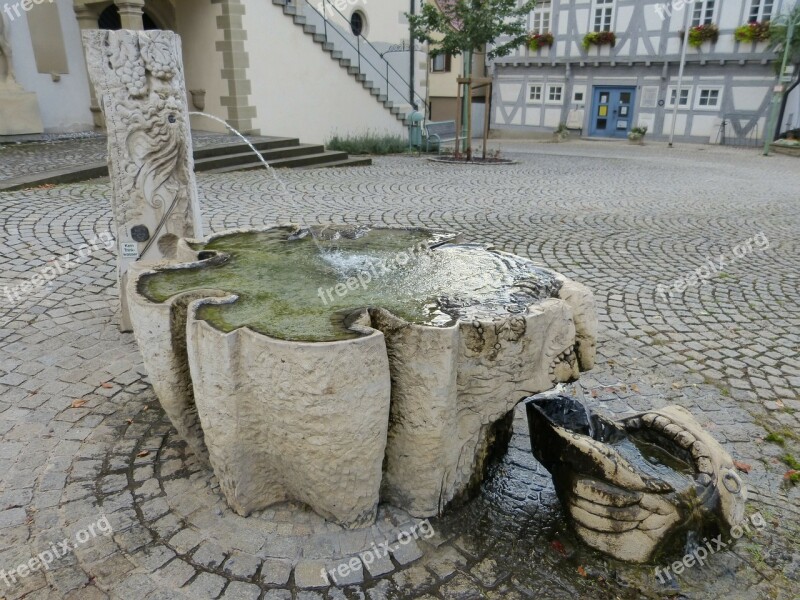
[138,227,561,342]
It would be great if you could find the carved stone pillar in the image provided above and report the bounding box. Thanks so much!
[116,0,145,30]
[82,30,203,331]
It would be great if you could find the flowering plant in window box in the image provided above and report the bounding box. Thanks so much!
[735,21,771,43]
[528,32,554,51]
[685,23,719,48]
[582,31,616,50]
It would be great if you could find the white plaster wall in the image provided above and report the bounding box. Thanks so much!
[6,0,93,132]
[782,84,800,132]
[174,0,228,134]
[242,0,404,143]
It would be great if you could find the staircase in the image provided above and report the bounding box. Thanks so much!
[271,0,422,125]
[195,137,370,174]
[0,136,370,192]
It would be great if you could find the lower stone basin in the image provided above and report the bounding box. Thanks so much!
[128,225,597,528]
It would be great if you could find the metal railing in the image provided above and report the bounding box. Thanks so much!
[717,113,762,147]
[299,0,427,116]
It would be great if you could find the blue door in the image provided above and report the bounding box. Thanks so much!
[589,87,637,138]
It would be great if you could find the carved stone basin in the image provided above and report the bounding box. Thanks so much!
[525,394,747,562]
[127,225,597,528]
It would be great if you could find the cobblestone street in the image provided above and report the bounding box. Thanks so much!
[0,140,798,599]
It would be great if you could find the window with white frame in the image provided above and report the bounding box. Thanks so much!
[695,86,722,109]
[593,0,614,32]
[691,0,716,26]
[667,86,692,108]
[546,84,564,103]
[528,84,543,102]
[531,1,551,32]
[748,0,774,22]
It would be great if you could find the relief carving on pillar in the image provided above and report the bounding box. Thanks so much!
[83,30,202,272]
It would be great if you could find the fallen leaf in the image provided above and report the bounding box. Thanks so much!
[137,450,150,458]
[126,418,134,425]
[733,460,752,474]
[70,399,88,409]
[630,384,640,393]
[783,470,799,480]
[550,540,567,556]
[100,382,114,389]
[577,565,587,577]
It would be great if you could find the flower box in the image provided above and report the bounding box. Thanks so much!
[528,31,554,52]
[735,21,771,43]
[582,31,616,50]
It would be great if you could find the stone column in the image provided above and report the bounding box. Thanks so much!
[73,5,104,128]
[116,0,145,30]
[83,30,203,331]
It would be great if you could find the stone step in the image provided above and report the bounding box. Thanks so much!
[313,33,327,43]
[194,143,326,171]
[205,151,367,172]
[303,24,316,34]
[298,156,373,169]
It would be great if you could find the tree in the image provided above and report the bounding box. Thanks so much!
[769,3,800,75]
[408,0,535,158]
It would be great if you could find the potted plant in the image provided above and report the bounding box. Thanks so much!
[735,21,771,43]
[628,125,648,145]
[582,31,616,50]
[685,23,720,48]
[528,31,554,52]
[553,122,570,142]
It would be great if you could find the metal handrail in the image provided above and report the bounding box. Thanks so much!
[303,0,427,114]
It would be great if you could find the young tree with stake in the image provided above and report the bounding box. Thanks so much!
[408,0,535,159]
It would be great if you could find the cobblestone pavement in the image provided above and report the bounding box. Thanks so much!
[0,141,798,600]
[0,132,256,182]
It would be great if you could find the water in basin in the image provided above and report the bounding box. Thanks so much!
[138,227,562,342]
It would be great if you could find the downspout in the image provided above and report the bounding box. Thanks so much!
[410,0,416,106]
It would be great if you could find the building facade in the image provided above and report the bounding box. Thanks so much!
[491,0,797,143]
[1,0,426,142]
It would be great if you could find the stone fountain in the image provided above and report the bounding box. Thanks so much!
[82,28,598,529]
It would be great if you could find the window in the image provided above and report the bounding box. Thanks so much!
[574,91,584,102]
[350,11,364,36]
[431,53,451,73]
[691,0,715,26]
[667,86,692,108]
[528,84,543,102]
[531,1,551,32]
[593,0,614,32]
[546,84,563,103]
[695,87,722,109]
[748,0,774,22]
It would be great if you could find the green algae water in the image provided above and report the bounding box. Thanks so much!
[139,227,561,342]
